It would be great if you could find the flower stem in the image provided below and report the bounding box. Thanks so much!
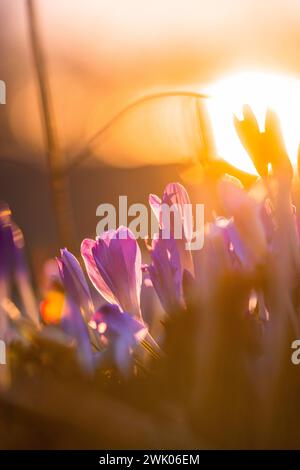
[26,0,76,251]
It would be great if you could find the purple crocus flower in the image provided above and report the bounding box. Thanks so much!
[12,225,40,328]
[61,297,94,372]
[149,182,194,274]
[198,218,270,322]
[215,178,272,323]
[217,176,267,269]
[147,234,184,315]
[149,183,193,239]
[192,218,234,299]
[89,303,147,377]
[57,249,95,372]
[0,203,39,328]
[213,217,249,268]
[58,248,95,324]
[81,227,142,320]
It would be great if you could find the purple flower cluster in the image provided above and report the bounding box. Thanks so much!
[2,107,300,382]
[56,160,296,376]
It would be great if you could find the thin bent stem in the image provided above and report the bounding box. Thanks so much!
[65,90,210,174]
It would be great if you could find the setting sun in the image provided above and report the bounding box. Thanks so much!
[206,72,300,174]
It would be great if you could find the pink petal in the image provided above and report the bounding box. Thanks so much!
[81,238,118,305]
[149,193,162,223]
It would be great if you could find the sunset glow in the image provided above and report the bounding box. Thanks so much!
[206,72,300,173]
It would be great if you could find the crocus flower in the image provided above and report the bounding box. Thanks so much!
[149,182,193,240]
[0,203,39,328]
[233,105,267,178]
[149,182,194,274]
[218,176,267,270]
[81,227,142,320]
[192,218,234,300]
[58,248,95,324]
[234,107,299,276]
[89,303,147,377]
[215,180,271,322]
[60,297,94,372]
[57,249,95,371]
[234,105,293,181]
[147,234,184,315]
[12,225,40,328]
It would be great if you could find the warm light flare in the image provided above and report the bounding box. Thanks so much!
[40,290,64,325]
[206,72,300,173]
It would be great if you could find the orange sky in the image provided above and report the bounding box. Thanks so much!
[2,0,300,169]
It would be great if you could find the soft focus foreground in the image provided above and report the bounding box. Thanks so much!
[1,108,300,449]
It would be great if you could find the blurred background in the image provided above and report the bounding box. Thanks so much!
[1,0,300,278]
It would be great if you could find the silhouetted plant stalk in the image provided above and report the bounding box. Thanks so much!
[65,91,210,173]
[63,90,254,187]
[26,0,76,251]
